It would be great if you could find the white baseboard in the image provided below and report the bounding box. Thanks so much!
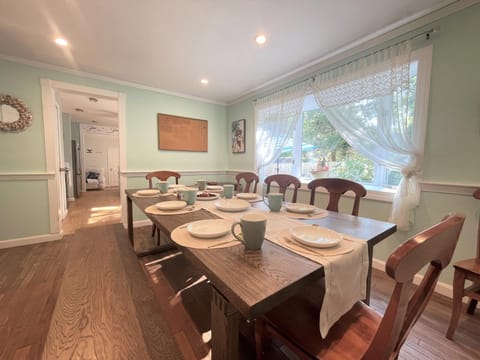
[372,258,453,299]
[0,232,63,249]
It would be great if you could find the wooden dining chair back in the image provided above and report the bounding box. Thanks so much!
[446,189,480,339]
[256,213,465,360]
[307,178,367,216]
[145,170,181,188]
[145,171,181,240]
[235,172,259,193]
[264,174,301,203]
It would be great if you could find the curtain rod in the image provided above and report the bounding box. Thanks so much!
[252,27,439,104]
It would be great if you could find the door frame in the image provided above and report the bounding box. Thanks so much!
[41,79,127,235]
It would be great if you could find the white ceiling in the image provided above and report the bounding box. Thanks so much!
[1,0,458,108]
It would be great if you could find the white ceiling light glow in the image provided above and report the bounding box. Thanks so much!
[200,79,209,85]
[255,35,267,45]
[54,38,69,47]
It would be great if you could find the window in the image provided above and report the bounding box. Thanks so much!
[263,94,401,189]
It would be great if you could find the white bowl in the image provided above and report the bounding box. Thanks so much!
[285,203,316,214]
[187,219,231,239]
[137,189,160,196]
[215,199,250,212]
[155,200,187,211]
[289,226,342,248]
[236,193,258,200]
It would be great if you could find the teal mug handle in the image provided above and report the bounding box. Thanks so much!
[231,222,244,243]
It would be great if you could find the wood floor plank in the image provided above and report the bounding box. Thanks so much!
[41,225,158,360]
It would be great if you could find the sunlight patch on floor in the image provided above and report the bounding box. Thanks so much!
[87,205,121,224]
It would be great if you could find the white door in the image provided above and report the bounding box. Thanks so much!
[107,147,120,186]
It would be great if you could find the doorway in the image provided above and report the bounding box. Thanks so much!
[41,79,126,236]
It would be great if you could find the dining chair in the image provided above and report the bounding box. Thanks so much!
[145,170,181,188]
[307,178,367,216]
[235,171,259,193]
[145,170,181,239]
[446,189,480,340]
[264,174,301,203]
[255,213,465,360]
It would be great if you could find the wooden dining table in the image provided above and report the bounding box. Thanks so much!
[125,189,396,359]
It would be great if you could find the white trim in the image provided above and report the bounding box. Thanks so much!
[372,258,453,299]
[41,79,127,235]
[0,232,63,249]
[0,54,225,106]
[420,181,479,196]
[41,79,61,234]
[121,169,232,177]
[0,172,55,180]
[118,93,128,225]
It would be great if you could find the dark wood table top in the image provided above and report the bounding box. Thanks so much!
[126,189,396,319]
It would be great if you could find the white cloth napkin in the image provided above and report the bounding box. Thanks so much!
[265,227,368,338]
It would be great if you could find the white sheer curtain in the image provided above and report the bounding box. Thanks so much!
[312,43,430,230]
[255,81,310,179]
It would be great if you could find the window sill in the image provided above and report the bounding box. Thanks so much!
[299,183,395,203]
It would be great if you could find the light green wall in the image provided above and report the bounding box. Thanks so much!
[0,58,227,240]
[225,5,480,284]
[227,100,255,171]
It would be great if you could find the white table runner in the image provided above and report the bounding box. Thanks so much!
[176,200,368,337]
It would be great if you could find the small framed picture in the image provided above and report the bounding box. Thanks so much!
[232,119,245,153]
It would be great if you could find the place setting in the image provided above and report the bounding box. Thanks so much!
[171,213,267,250]
[235,192,263,203]
[145,188,201,215]
[132,189,161,198]
[271,225,356,258]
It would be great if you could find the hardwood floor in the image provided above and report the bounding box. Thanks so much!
[62,188,121,235]
[2,189,479,359]
[0,225,181,360]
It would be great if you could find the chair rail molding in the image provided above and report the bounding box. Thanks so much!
[0,172,55,180]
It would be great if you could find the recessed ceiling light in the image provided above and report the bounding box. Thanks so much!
[200,79,209,85]
[54,38,69,47]
[255,35,267,45]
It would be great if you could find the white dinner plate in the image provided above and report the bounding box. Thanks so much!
[236,193,258,200]
[187,219,231,239]
[155,200,187,211]
[215,199,250,212]
[289,226,342,248]
[206,185,224,192]
[168,184,186,190]
[285,203,317,214]
[196,191,220,201]
[137,189,160,196]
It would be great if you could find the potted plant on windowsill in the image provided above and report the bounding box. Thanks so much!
[310,157,329,179]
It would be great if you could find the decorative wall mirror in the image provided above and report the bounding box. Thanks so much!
[0,94,33,132]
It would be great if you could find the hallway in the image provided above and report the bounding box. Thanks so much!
[62,188,121,234]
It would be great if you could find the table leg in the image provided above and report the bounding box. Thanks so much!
[365,245,373,305]
[127,195,134,246]
[210,287,241,360]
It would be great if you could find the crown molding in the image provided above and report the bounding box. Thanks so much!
[0,54,226,106]
[228,0,478,105]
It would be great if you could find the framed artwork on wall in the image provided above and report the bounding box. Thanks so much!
[232,119,245,153]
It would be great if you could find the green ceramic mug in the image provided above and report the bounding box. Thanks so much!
[264,192,283,212]
[182,188,197,205]
[223,184,234,199]
[231,213,267,250]
[157,181,168,194]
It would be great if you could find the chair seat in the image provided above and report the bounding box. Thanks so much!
[263,295,381,359]
[453,258,480,274]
